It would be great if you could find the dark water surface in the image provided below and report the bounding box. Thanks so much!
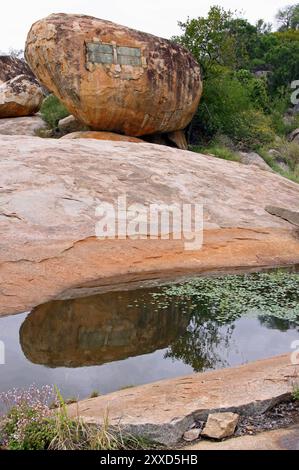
[0,278,298,400]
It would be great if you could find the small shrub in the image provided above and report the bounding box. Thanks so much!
[119,385,135,391]
[293,387,299,401]
[259,140,299,183]
[231,109,275,150]
[89,390,100,399]
[191,143,240,162]
[0,385,55,450]
[40,94,70,128]
[0,386,161,451]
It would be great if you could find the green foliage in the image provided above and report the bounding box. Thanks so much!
[175,4,299,150]
[293,387,299,401]
[276,4,299,31]
[191,142,240,162]
[190,69,274,149]
[175,7,260,78]
[259,141,299,183]
[235,70,270,111]
[2,405,55,450]
[0,386,162,451]
[175,6,236,79]
[266,37,299,91]
[40,94,70,128]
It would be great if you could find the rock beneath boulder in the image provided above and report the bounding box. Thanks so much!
[183,429,201,442]
[61,131,143,143]
[238,152,272,172]
[202,413,239,440]
[58,115,88,135]
[0,56,44,117]
[144,130,188,150]
[1,136,299,316]
[167,130,188,150]
[25,14,202,136]
[0,115,47,136]
[289,128,299,143]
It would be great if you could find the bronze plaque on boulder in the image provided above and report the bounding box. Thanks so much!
[117,46,141,66]
[86,43,114,64]
[86,42,142,66]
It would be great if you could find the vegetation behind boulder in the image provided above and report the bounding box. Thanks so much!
[40,94,70,129]
[174,4,299,173]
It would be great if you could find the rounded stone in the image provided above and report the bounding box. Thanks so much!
[25,14,202,136]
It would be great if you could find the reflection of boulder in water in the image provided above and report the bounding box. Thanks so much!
[20,290,189,367]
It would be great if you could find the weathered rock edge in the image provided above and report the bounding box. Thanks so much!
[68,354,299,446]
[0,136,299,316]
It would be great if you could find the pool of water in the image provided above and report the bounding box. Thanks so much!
[0,273,298,400]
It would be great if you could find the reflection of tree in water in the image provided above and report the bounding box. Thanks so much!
[257,315,299,333]
[164,302,235,372]
[155,272,299,371]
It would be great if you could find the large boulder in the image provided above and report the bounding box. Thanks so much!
[1,136,299,316]
[25,14,202,136]
[0,56,44,117]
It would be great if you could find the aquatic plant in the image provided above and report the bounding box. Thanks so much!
[151,271,299,325]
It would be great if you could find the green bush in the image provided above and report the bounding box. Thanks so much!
[2,405,55,450]
[175,5,299,150]
[232,109,275,149]
[191,70,274,149]
[0,386,162,451]
[40,94,70,128]
[191,142,240,162]
[235,70,270,112]
[258,141,299,183]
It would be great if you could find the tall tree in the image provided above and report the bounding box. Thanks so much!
[276,4,299,31]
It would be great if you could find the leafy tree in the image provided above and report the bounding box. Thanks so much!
[256,19,272,34]
[175,7,268,77]
[276,3,299,31]
[174,4,298,149]
[266,36,299,90]
[175,6,237,78]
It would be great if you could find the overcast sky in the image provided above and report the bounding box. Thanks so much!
[0,0,297,52]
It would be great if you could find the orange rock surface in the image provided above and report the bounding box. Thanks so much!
[25,14,202,136]
[1,136,299,317]
[62,131,143,143]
